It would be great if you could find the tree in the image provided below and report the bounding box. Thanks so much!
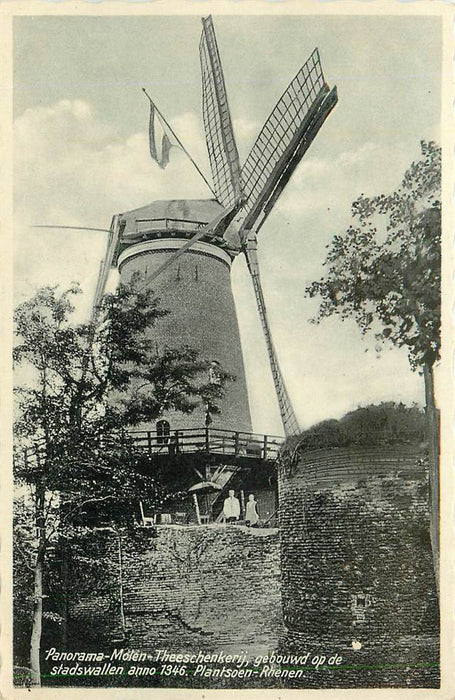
[13,276,230,686]
[305,140,441,592]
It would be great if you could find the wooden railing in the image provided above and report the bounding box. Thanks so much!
[129,427,283,461]
[133,217,207,234]
[15,428,284,469]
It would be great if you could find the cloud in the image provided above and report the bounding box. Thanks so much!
[15,100,211,223]
[13,98,264,313]
[232,116,262,163]
[276,139,422,220]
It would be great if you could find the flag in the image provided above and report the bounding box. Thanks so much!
[143,87,216,196]
[148,101,178,169]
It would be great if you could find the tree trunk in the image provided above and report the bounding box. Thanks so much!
[61,542,69,650]
[30,544,45,686]
[423,363,439,598]
[30,487,46,687]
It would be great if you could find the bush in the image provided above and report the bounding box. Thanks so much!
[282,402,426,457]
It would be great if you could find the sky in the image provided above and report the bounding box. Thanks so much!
[13,13,441,435]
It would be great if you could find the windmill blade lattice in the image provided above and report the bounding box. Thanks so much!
[91,215,124,322]
[237,49,337,240]
[245,235,300,437]
[200,15,242,208]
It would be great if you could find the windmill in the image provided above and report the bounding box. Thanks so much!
[40,16,338,439]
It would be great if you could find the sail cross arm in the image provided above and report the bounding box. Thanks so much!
[200,15,242,208]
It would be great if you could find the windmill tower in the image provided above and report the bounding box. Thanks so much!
[92,16,338,439]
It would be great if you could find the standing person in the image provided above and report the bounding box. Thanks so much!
[223,489,240,523]
[204,404,213,427]
[245,494,259,527]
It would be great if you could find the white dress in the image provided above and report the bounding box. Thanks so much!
[245,500,259,525]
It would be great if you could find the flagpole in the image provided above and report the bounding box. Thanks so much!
[142,88,218,200]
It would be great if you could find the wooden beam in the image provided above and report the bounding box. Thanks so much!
[240,490,245,519]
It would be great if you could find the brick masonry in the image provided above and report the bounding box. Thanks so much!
[46,444,438,689]
[65,525,283,660]
[278,444,439,688]
[120,228,252,434]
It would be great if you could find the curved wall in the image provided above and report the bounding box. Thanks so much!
[119,238,252,433]
[278,444,439,688]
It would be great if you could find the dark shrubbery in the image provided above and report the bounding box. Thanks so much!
[282,402,426,457]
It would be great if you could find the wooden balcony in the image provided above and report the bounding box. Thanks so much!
[129,427,283,463]
[15,428,284,475]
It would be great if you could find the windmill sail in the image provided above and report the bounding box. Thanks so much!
[200,15,242,208]
[237,48,337,241]
[245,235,300,437]
[231,49,337,435]
[91,215,123,321]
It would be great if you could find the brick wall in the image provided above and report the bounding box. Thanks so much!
[278,444,439,688]
[120,242,252,434]
[47,445,438,689]
[65,524,283,658]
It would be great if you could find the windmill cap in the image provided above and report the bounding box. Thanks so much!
[120,198,223,235]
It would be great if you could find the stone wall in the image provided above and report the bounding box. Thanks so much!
[278,444,439,688]
[43,444,439,689]
[65,524,282,661]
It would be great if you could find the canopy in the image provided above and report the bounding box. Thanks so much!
[188,480,223,493]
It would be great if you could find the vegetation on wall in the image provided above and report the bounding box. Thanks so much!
[280,402,426,475]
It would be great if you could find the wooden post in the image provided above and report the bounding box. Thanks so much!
[147,431,152,455]
[205,427,210,452]
[234,432,239,456]
[263,435,268,460]
[240,489,245,519]
[193,493,201,525]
